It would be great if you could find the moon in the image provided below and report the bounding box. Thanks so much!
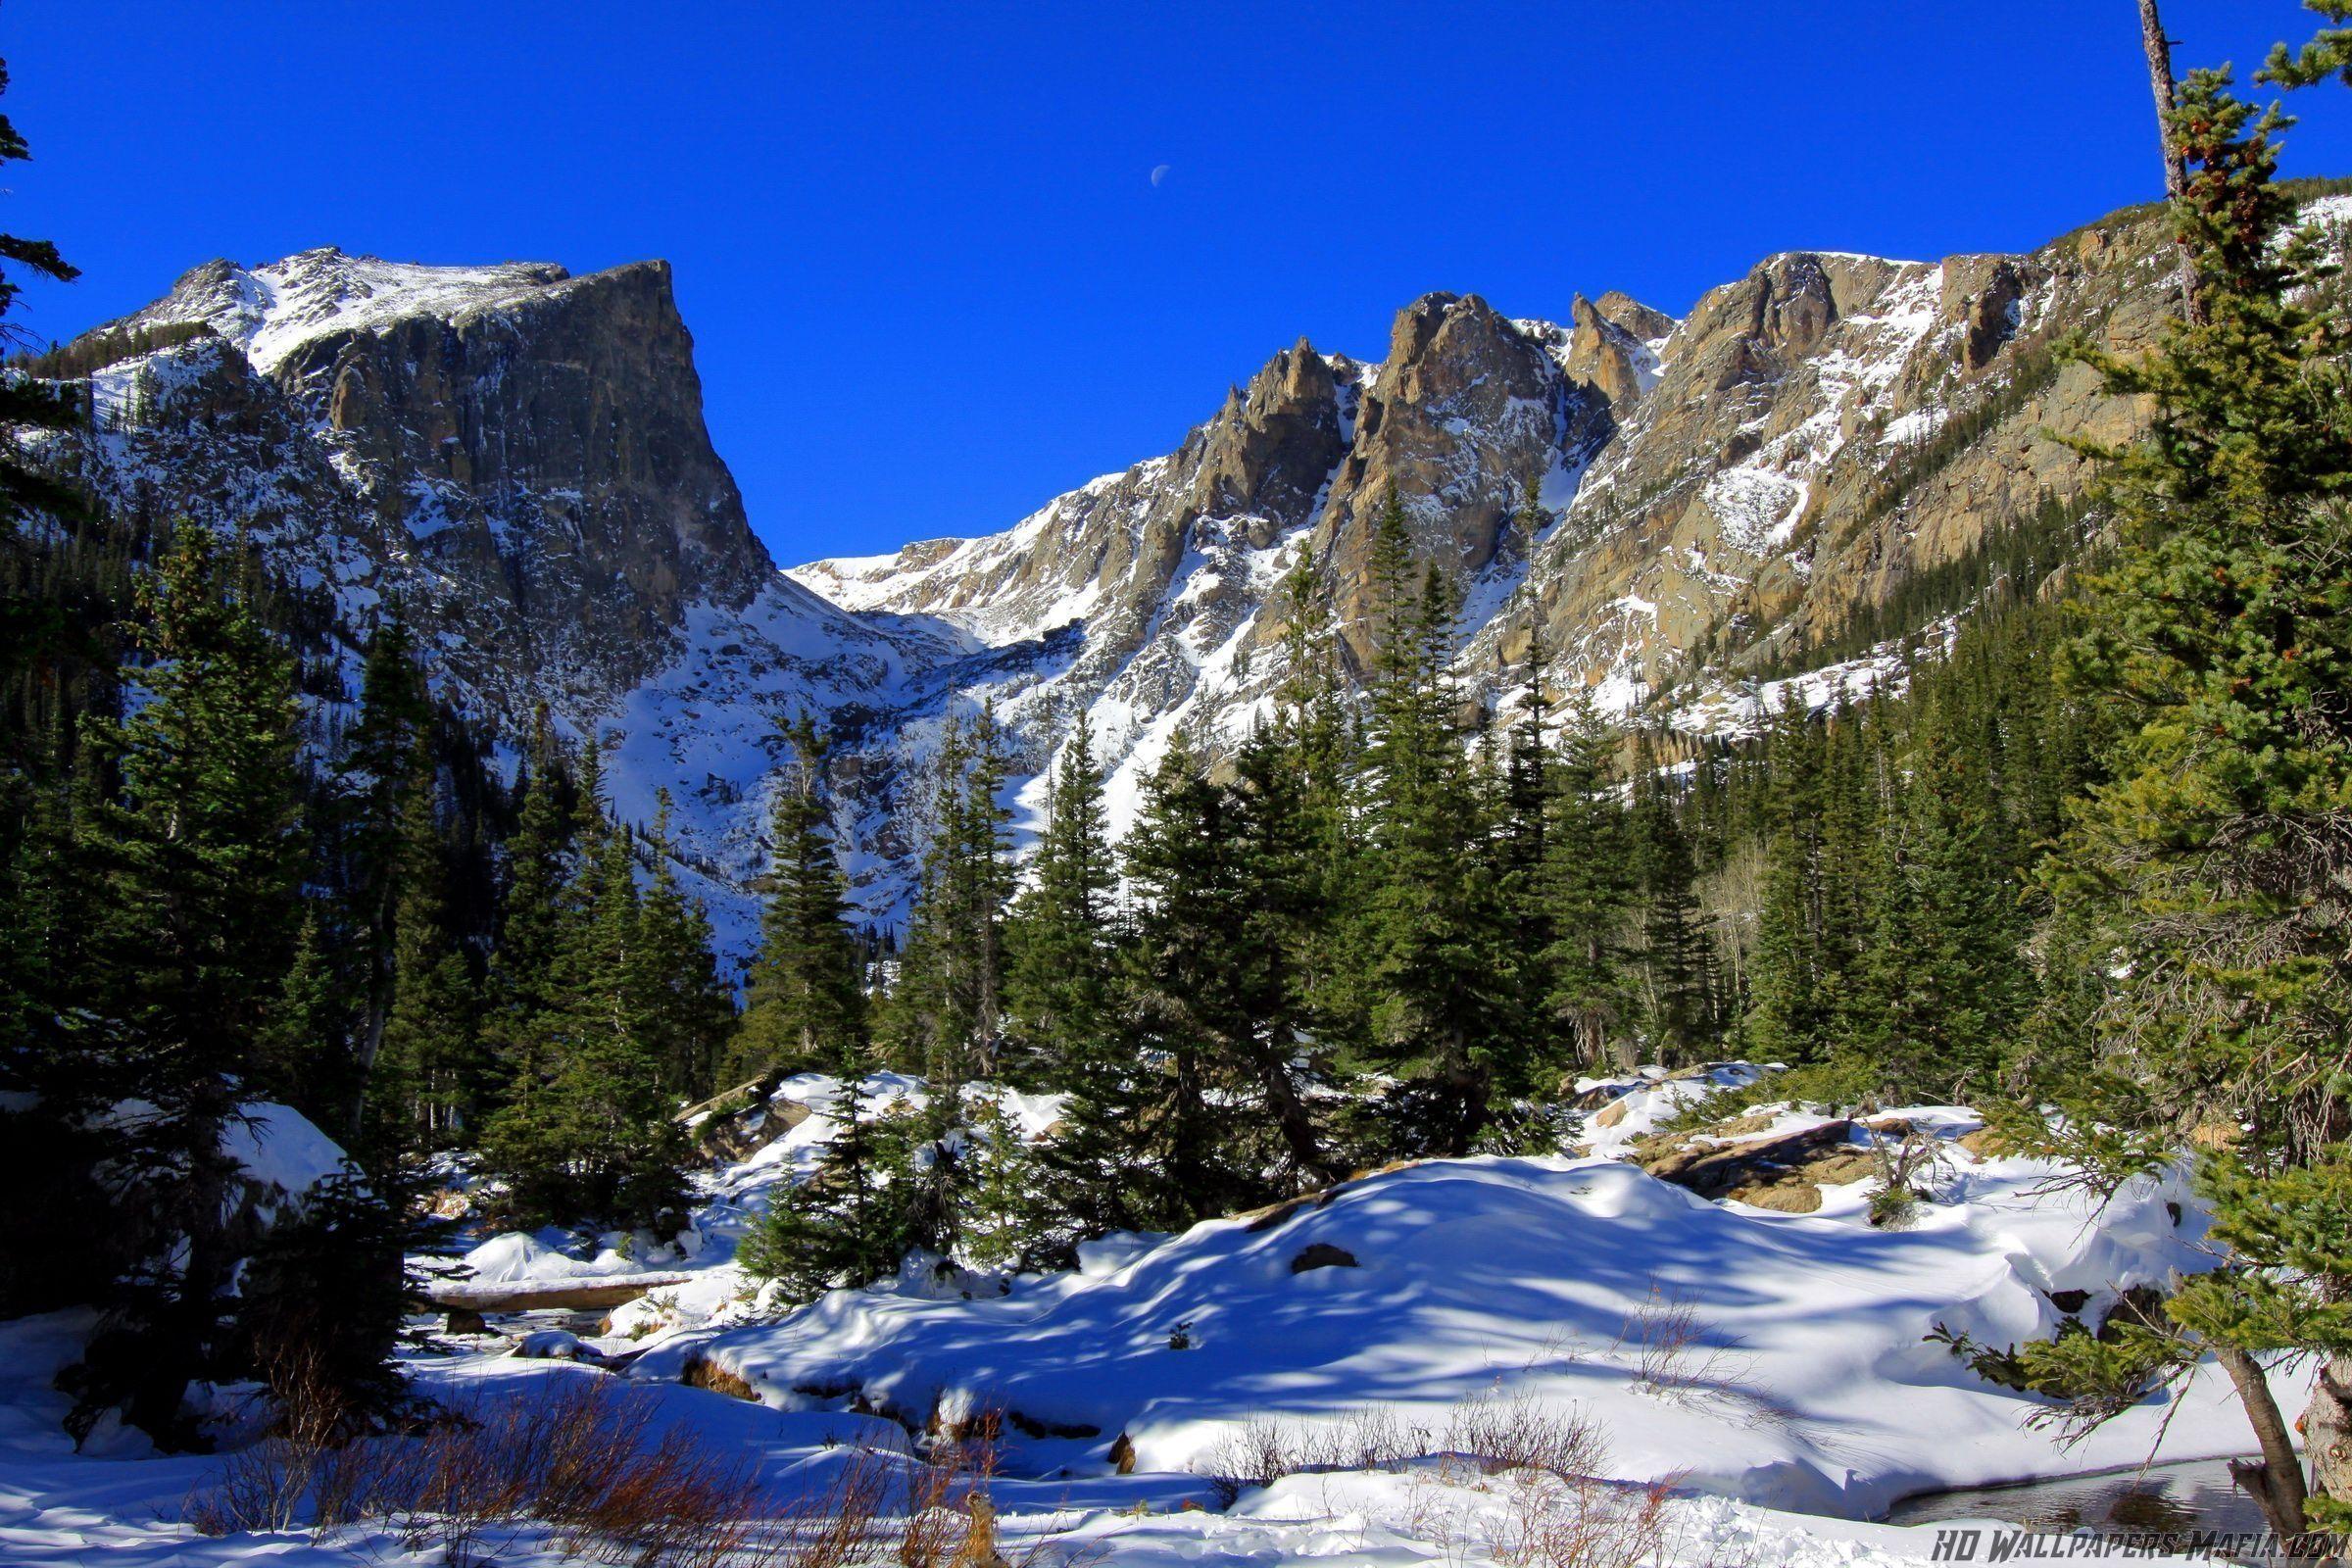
[1150,164,1170,188]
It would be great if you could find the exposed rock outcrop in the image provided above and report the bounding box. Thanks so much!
[30,190,2276,931]
[97,248,780,705]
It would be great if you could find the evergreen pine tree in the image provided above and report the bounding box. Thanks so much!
[480,708,575,1102]
[2005,40,2352,1532]
[480,758,685,1230]
[1502,470,1548,558]
[1537,684,1633,1071]
[1226,728,1341,1186]
[1003,710,1117,1085]
[956,1093,1051,1271]
[254,908,341,1118]
[1358,560,1520,1153]
[1103,736,1254,1222]
[1846,704,2026,1102]
[1628,734,1709,1063]
[366,749,480,1159]
[1743,698,1832,1063]
[736,717,870,1083]
[737,1064,906,1301]
[888,707,1012,1085]
[632,791,733,1102]
[64,521,315,1445]
[1271,544,1368,1058]
[337,612,433,1127]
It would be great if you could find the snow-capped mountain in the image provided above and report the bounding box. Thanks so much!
[30,200,2198,942]
[35,247,970,951]
[791,209,2180,842]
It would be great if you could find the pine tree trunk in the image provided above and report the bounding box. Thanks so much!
[2306,1352,2352,1525]
[2217,1344,2309,1539]
[1440,1034,1488,1157]
[2136,0,2205,324]
[1259,1047,1335,1185]
[126,1096,237,1447]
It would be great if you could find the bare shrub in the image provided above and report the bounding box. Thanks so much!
[1325,1405,1430,1472]
[1197,1406,1448,1503]
[1199,1420,1283,1507]
[1195,1392,1608,1501]
[722,1445,909,1568]
[1866,1126,1949,1229]
[1614,1281,1740,1402]
[1441,1390,1607,1482]
[368,1374,777,1568]
[194,1367,1104,1568]
[194,1373,780,1567]
[1480,1471,1681,1568]
[186,1336,379,1537]
[898,1431,990,1568]
[884,1430,1095,1568]
[1183,1389,1697,1568]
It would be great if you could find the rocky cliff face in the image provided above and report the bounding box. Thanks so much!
[97,249,783,708]
[37,248,959,952]
[794,197,2219,853]
[34,194,2275,939]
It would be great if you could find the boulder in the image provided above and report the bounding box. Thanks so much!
[1289,1243,1359,1274]
[1639,1118,1882,1211]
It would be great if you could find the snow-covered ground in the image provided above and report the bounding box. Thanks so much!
[635,1127,2276,1521]
[0,1068,2284,1567]
[0,1310,2220,1568]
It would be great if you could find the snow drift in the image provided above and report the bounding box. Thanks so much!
[637,1133,2272,1520]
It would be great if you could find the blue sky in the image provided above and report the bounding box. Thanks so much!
[12,2,2352,564]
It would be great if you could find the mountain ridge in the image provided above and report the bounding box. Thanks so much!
[26,188,2274,942]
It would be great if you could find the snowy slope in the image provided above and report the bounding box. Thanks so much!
[634,1123,2282,1521]
[0,1310,2213,1568]
[1,1074,2263,1568]
[779,204,2214,911]
[110,248,578,375]
[40,250,982,954]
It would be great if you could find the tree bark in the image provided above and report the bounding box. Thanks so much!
[2137,0,2206,323]
[2306,1352,2352,1530]
[1258,1047,1336,1187]
[2217,1344,2310,1540]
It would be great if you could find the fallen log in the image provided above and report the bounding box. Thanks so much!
[423,1270,696,1315]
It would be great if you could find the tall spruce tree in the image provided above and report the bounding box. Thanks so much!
[1271,544,1368,1057]
[481,708,575,1100]
[365,746,480,1158]
[633,791,732,1101]
[1003,710,1118,1085]
[1846,703,2025,1102]
[737,719,866,1083]
[1999,27,2352,1533]
[1538,684,1632,1072]
[254,908,340,1116]
[1102,736,1254,1223]
[480,755,686,1229]
[1228,727,1341,1185]
[1743,698,1832,1063]
[1628,734,1709,1063]
[1358,556,1519,1154]
[337,612,433,1129]
[889,707,1013,1085]
[737,1062,905,1302]
[63,521,313,1445]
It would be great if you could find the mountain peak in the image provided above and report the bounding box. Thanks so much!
[119,249,583,374]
